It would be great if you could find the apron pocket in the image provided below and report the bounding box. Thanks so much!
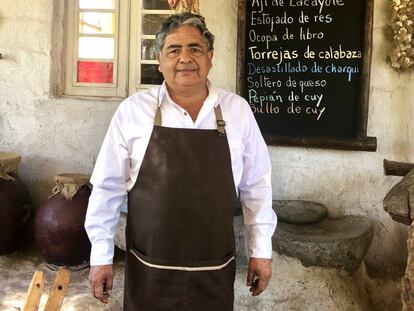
[127,247,235,311]
[125,247,188,310]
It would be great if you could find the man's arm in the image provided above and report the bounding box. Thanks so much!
[238,101,277,296]
[85,106,130,303]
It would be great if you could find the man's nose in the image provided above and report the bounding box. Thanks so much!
[179,49,193,63]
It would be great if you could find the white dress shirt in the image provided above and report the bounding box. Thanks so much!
[85,82,277,266]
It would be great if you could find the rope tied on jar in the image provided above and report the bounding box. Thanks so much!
[0,152,21,181]
[49,173,91,201]
[168,0,200,14]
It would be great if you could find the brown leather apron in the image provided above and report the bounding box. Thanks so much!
[124,103,238,311]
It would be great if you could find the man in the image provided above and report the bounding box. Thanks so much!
[85,12,277,310]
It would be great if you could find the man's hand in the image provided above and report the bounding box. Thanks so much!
[89,265,114,304]
[246,257,272,296]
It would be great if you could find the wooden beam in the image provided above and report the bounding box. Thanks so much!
[236,0,246,96]
[356,0,374,139]
[23,271,45,311]
[384,159,414,176]
[264,135,377,152]
[44,269,71,311]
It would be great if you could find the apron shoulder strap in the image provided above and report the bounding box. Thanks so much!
[153,105,226,135]
[214,105,226,136]
[154,107,162,126]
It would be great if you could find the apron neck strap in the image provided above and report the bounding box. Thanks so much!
[154,107,162,126]
[214,105,226,136]
[154,105,226,135]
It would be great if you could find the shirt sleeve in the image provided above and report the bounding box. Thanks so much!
[85,105,130,266]
[239,104,277,259]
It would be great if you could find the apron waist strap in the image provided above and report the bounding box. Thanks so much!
[129,249,235,272]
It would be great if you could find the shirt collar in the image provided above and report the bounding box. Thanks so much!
[158,80,220,108]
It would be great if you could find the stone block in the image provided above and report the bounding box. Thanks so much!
[384,168,414,225]
[402,223,414,310]
[272,216,373,274]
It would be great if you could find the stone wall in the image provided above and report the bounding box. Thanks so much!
[0,0,412,299]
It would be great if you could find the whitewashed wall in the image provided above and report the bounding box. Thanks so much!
[0,0,412,280]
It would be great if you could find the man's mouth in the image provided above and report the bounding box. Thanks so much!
[177,68,197,72]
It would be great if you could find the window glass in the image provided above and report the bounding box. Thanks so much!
[142,14,169,35]
[79,12,115,34]
[141,64,164,84]
[77,61,114,83]
[79,0,116,10]
[141,39,157,60]
[78,37,115,59]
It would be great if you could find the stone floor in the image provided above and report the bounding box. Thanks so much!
[0,245,402,311]
[0,246,125,311]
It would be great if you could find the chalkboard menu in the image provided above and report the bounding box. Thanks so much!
[237,0,376,151]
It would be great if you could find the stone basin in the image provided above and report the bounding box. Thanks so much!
[272,216,373,274]
[272,200,328,224]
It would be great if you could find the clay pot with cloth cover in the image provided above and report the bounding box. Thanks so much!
[0,152,33,255]
[34,173,91,269]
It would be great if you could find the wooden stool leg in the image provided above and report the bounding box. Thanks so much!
[44,268,71,311]
[23,271,45,311]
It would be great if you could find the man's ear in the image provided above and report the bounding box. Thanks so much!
[157,52,162,72]
[208,50,214,68]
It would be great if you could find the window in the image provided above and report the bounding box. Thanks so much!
[64,0,172,97]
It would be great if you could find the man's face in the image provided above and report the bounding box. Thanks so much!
[157,25,213,91]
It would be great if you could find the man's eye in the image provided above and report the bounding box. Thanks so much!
[168,49,179,55]
[191,48,202,54]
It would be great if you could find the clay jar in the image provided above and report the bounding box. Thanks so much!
[34,173,91,269]
[0,152,32,255]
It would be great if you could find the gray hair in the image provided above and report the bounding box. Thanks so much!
[155,13,215,53]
